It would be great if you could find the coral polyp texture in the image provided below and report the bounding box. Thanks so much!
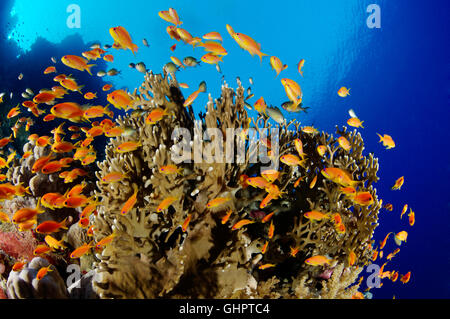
[89,72,380,298]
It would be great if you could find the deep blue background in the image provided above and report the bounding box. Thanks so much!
[0,0,448,298]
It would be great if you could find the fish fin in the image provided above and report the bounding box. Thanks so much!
[86,65,95,76]
[376,133,383,142]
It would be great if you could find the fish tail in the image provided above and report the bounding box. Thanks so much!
[86,64,95,76]
[376,133,383,142]
[60,217,69,229]
[258,52,269,62]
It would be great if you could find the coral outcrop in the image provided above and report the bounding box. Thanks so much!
[90,71,380,298]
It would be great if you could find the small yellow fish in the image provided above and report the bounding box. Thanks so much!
[316,145,327,156]
[304,210,329,221]
[337,87,350,97]
[408,208,415,226]
[206,197,231,209]
[156,196,178,212]
[347,117,364,128]
[258,263,275,270]
[181,214,191,232]
[221,209,232,224]
[400,204,408,219]
[392,176,404,190]
[305,255,333,266]
[115,141,142,153]
[231,219,255,230]
[338,136,351,151]
[376,133,395,149]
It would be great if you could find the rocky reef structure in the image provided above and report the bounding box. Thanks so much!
[89,71,381,298]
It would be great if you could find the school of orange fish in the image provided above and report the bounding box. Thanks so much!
[0,8,412,294]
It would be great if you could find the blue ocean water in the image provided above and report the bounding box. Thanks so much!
[0,0,448,298]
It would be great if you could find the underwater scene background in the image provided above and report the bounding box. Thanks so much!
[0,0,448,299]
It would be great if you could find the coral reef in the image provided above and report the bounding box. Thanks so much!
[6,257,68,298]
[90,72,380,298]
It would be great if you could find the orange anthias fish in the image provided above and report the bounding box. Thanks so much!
[280,154,304,167]
[181,214,192,232]
[12,260,27,272]
[101,171,127,183]
[45,235,66,250]
[408,208,415,226]
[12,200,45,224]
[221,209,232,224]
[44,66,57,74]
[203,31,222,42]
[261,240,269,254]
[121,189,138,215]
[232,219,255,230]
[317,145,327,157]
[297,59,305,76]
[7,105,21,119]
[392,176,404,190]
[103,54,114,62]
[281,78,302,106]
[109,26,138,55]
[36,265,53,280]
[337,87,350,97]
[321,167,359,188]
[352,192,374,206]
[156,196,178,212]
[380,232,392,250]
[258,263,275,270]
[400,204,408,219]
[267,220,275,239]
[107,89,134,110]
[246,176,270,189]
[347,117,364,128]
[159,164,182,175]
[229,29,268,62]
[305,255,334,266]
[400,272,411,284]
[376,133,395,149]
[261,169,281,183]
[290,246,300,257]
[206,197,232,209]
[36,218,69,234]
[394,231,408,246]
[115,141,142,153]
[348,250,357,266]
[60,78,84,94]
[70,242,93,258]
[304,210,329,221]
[95,233,116,249]
[183,89,202,107]
[145,108,171,124]
[261,211,275,224]
[0,211,10,223]
[33,244,53,256]
[292,138,305,158]
[269,56,288,77]
[338,136,351,151]
[61,55,95,75]
[84,92,97,100]
[309,175,318,189]
[200,41,227,56]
